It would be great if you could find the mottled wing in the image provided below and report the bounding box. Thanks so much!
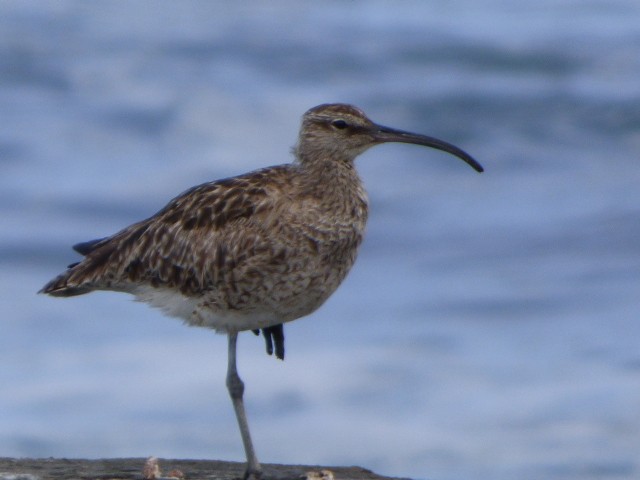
[40,166,290,298]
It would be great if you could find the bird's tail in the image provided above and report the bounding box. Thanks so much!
[39,237,109,297]
[39,263,95,297]
[39,275,92,297]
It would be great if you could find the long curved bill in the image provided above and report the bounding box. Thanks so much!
[373,125,484,173]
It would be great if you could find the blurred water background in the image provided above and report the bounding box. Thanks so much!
[1,2,639,480]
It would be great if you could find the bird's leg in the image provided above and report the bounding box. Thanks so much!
[226,332,262,480]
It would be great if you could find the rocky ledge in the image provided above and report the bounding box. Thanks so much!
[0,457,411,480]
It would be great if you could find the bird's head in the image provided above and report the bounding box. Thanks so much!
[295,103,483,173]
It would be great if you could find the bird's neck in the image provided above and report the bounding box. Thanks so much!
[294,154,369,221]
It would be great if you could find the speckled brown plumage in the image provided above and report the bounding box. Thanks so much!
[41,157,368,329]
[39,103,482,479]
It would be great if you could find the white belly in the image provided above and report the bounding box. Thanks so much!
[132,285,279,333]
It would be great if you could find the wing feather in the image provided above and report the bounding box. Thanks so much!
[40,166,292,297]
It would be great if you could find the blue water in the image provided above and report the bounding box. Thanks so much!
[1,2,639,480]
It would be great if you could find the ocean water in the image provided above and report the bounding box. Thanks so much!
[1,2,639,480]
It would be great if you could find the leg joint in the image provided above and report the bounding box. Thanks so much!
[226,371,245,399]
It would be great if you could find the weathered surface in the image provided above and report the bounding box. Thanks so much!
[0,458,412,480]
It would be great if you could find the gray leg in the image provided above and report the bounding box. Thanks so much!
[226,332,262,479]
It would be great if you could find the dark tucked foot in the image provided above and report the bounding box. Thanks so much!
[252,324,285,360]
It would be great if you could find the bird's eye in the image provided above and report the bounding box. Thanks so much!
[331,119,348,129]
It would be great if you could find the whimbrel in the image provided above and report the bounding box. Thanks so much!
[40,103,483,479]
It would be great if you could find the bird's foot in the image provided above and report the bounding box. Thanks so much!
[243,466,262,480]
[252,324,285,360]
